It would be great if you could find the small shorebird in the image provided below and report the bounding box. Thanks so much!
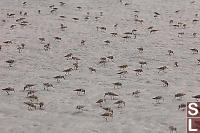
[53,75,65,82]
[190,48,198,54]
[154,12,160,15]
[37,102,44,110]
[124,31,132,35]
[157,66,167,73]
[99,60,107,67]
[114,100,125,108]
[6,59,15,67]
[122,35,131,40]
[84,16,89,21]
[172,24,179,28]
[89,67,96,72]
[132,90,140,97]
[113,82,122,88]
[100,57,106,61]
[168,50,174,55]
[102,107,113,114]
[104,40,111,45]
[124,2,130,6]
[21,43,25,49]
[10,24,16,29]
[118,65,128,70]
[17,46,23,53]
[107,56,114,61]
[192,95,200,101]
[139,61,147,68]
[76,105,85,111]
[49,5,55,8]
[72,57,80,63]
[110,32,117,36]
[43,83,54,91]
[24,84,36,91]
[3,40,12,44]
[193,32,197,38]
[72,18,79,21]
[81,40,86,45]
[178,32,184,37]
[169,126,177,133]
[73,89,86,95]
[73,63,78,70]
[60,15,66,18]
[134,69,143,75]
[174,62,178,67]
[2,87,15,95]
[161,80,168,87]
[137,47,143,52]
[174,93,186,100]
[148,26,153,30]
[178,104,186,111]
[197,59,200,65]
[54,37,61,41]
[114,24,118,29]
[97,26,106,31]
[150,30,158,34]
[193,19,199,23]
[152,96,164,104]
[101,112,113,121]
[104,92,118,100]
[27,90,37,96]
[183,24,186,28]
[59,2,66,6]
[7,13,15,17]
[63,68,73,75]
[118,65,128,72]
[26,95,38,101]
[16,18,25,22]
[132,29,137,34]
[39,38,45,42]
[117,71,127,78]
[64,53,72,59]
[77,6,82,10]
[50,9,57,13]
[169,20,173,24]
[44,43,50,51]
[135,19,143,24]
[60,24,67,30]
[96,98,106,107]
[24,101,36,110]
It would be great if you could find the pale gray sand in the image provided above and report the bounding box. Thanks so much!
[0,0,199,133]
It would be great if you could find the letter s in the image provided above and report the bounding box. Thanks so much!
[188,103,198,116]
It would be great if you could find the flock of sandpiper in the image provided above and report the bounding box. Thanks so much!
[1,0,200,132]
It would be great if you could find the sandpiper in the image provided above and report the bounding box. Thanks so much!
[161,80,168,87]
[2,87,15,95]
[190,48,198,54]
[174,93,186,100]
[73,89,86,95]
[178,104,186,111]
[113,82,122,89]
[114,100,125,108]
[134,69,143,75]
[132,90,140,97]
[6,59,15,67]
[157,66,167,73]
[104,92,118,100]
[192,95,200,101]
[153,96,164,104]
